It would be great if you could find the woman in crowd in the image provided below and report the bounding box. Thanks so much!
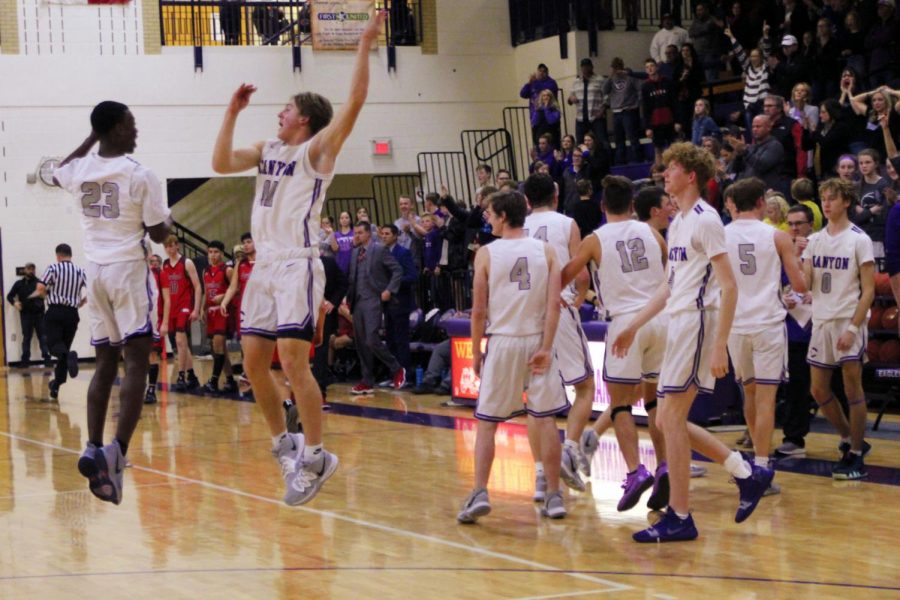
[810,98,852,179]
[531,89,562,149]
[331,211,355,275]
[691,99,720,146]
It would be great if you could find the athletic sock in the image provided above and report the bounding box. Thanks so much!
[840,436,851,446]
[212,354,225,379]
[148,364,159,386]
[535,462,545,476]
[672,508,690,520]
[850,449,862,457]
[563,439,579,451]
[724,451,752,479]
[283,399,295,410]
[754,456,768,468]
[302,443,323,463]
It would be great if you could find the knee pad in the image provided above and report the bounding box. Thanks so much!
[611,405,633,421]
[644,399,658,412]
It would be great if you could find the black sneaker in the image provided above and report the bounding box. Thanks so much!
[66,351,79,378]
[48,379,60,401]
[833,452,868,480]
[144,387,157,405]
[186,373,201,390]
[43,357,54,369]
[173,375,187,392]
[838,440,871,458]
[221,378,238,394]
[202,377,219,394]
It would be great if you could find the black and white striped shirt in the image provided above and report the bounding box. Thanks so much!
[42,261,86,308]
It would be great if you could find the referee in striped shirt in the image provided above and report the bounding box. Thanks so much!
[37,244,87,400]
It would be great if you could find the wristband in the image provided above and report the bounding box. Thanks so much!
[847,324,860,335]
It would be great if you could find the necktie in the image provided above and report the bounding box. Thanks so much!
[357,246,367,263]
[583,79,590,124]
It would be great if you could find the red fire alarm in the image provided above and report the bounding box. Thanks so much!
[371,138,392,156]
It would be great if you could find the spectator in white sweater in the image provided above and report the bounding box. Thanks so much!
[650,13,690,63]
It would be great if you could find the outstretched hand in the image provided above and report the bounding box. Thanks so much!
[361,10,388,41]
[228,83,257,115]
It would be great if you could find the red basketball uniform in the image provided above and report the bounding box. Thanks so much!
[234,260,255,336]
[161,256,194,333]
[204,262,229,336]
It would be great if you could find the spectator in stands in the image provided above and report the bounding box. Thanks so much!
[658,44,682,81]
[495,169,512,187]
[520,63,559,133]
[530,133,558,173]
[810,99,853,178]
[320,215,335,258]
[838,67,869,153]
[411,338,452,396]
[571,179,603,238]
[569,58,610,150]
[440,185,498,267]
[252,4,287,45]
[790,178,825,231]
[725,1,758,63]
[849,86,900,163]
[837,154,858,183]
[789,83,819,172]
[675,43,705,138]
[768,34,812,100]
[379,224,417,386]
[603,57,643,165]
[691,99,720,146]
[220,0,242,45]
[813,17,842,102]
[623,0,640,31]
[531,89,562,149]
[661,0,684,27]
[420,214,446,310]
[421,192,447,227]
[331,211,355,274]
[775,0,813,39]
[852,148,891,256]
[562,146,589,214]
[763,193,791,231]
[726,23,771,133]
[688,3,724,81]
[866,0,899,87]
[764,94,806,180]
[733,115,787,193]
[394,194,421,251]
[641,58,677,165]
[840,11,866,81]
[650,13,689,62]
[580,131,611,199]
[555,134,576,175]
[475,164,494,195]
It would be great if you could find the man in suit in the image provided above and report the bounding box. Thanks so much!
[347,221,404,394]
[379,224,418,387]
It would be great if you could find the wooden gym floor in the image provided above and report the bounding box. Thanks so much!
[1,361,899,599]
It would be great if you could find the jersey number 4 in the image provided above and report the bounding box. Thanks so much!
[509,257,531,290]
[80,182,120,219]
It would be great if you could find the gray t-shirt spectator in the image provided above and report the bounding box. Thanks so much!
[602,73,640,112]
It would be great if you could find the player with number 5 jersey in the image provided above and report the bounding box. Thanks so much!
[53,101,172,506]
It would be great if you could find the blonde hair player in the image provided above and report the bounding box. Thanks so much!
[803,178,875,479]
[611,143,773,542]
[210,10,387,506]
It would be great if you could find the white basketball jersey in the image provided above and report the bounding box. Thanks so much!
[486,238,551,336]
[252,139,335,262]
[593,220,665,317]
[54,154,169,265]
[665,199,727,315]
[802,224,875,321]
[524,210,576,302]
[726,219,786,334]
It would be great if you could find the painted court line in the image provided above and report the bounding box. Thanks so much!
[511,589,623,599]
[0,431,632,594]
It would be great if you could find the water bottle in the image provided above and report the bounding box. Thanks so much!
[415,367,424,387]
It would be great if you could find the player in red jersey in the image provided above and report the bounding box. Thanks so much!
[161,235,203,391]
[202,240,238,394]
[145,253,170,404]
[221,233,256,391]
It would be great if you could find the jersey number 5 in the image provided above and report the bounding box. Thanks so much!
[81,182,120,219]
[509,257,531,290]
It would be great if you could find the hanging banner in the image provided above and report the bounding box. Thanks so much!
[311,0,375,51]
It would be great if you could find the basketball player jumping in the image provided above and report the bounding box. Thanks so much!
[211,11,387,505]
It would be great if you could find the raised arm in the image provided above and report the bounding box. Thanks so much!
[212,84,265,174]
[849,91,871,117]
[308,11,388,174]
